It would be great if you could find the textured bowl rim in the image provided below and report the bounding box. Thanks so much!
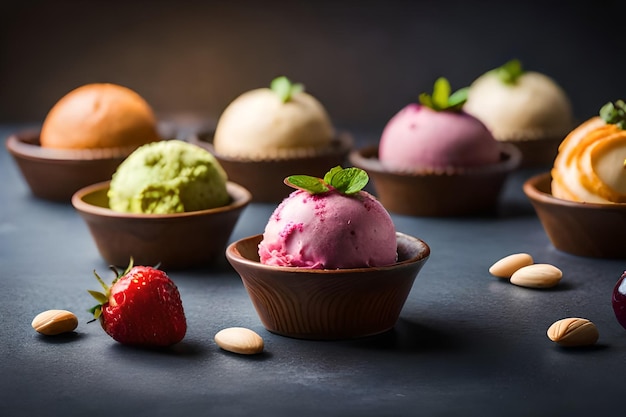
[6,130,139,162]
[349,142,521,176]
[71,180,252,219]
[523,171,626,210]
[226,232,431,275]
[189,130,353,163]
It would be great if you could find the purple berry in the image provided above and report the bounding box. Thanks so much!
[611,271,626,329]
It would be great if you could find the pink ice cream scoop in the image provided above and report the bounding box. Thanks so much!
[258,188,398,269]
[379,104,500,172]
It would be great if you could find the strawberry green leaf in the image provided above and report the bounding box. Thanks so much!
[92,270,109,293]
[88,305,102,322]
[88,290,108,305]
[87,258,135,322]
[419,77,468,112]
[494,59,524,85]
[600,100,626,130]
[270,76,305,103]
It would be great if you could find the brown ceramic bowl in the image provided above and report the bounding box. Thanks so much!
[225,232,430,340]
[72,180,251,269]
[503,137,562,168]
[6,130,142,202]
[524,172,626,258]
[349,143,521,217]
[189,132,353,203]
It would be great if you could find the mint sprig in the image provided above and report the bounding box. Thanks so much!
[270,76,304,103]
[600,100,626,130]
[419,77,468,112]
[285,166,369,196]
[493,59,524,85]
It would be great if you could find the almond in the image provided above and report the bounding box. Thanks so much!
[510,263,562,288]
[489,253,534,278]
[32,309,78,335]
[547,318,599,347]
[215,327,264,355]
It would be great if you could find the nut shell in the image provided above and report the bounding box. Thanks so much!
[214,327,264,355]
[510,263,562,288]
[547,318,599,347]
[489,253,534,278]
[31,309,78,335]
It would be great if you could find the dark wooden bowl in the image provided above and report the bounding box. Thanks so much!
[189,132,353,203]
[72,180,251,269]
[6,130,136,201]
[503,136,562,168]
[524,172,626,259]
[226,232,430,340]
[348,143,521,217]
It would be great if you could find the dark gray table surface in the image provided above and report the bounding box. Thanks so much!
[2,124,625,417]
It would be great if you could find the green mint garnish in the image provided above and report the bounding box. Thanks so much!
[600,100,626,130]
[284,166,369,195]
[324,166,369,194]
[285,175,329,194]
[419,77,468,112]
[493,59,524,85]
[270,76,304,103]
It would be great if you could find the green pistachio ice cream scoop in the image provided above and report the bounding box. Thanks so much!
[108,140,230,214]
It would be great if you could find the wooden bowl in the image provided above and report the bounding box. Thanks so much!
[226,232,430,340]
[523,172,626,259]
[503,137,562,168]
[348,143,521,217]
[6,130,137,201]
[189,132,353,203]
[72,181,251,269]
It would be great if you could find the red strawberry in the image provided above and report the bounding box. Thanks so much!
[88,259,187,347]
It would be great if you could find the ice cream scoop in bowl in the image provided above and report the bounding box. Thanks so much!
[350,77,521,217]
[188,76,352,203]
[226,232,430,340]
[226,166,430,339]
[524,101,626,258]
[72,140,252,269]
[6,84,163,201]
[73,180,251,269]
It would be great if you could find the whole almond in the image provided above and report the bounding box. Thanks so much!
[510,264,562,288]
[547,318,599,347]
[215,327,264,355]
[489,253,534,278]
[32,309,78,335]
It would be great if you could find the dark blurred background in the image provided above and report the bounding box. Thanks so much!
[1,0,625,132]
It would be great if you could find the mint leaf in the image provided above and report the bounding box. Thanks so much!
[284,175,329,194]
[494,59,524,85]
[419,77,468,112]
[418,92,433,109]
[432,77,451,109]
[270,76,305,103]
[448,87,469,108]
[600,100,626,130]
[284,166,369,195]
[323,165,343,185]
[325,166,369,195]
